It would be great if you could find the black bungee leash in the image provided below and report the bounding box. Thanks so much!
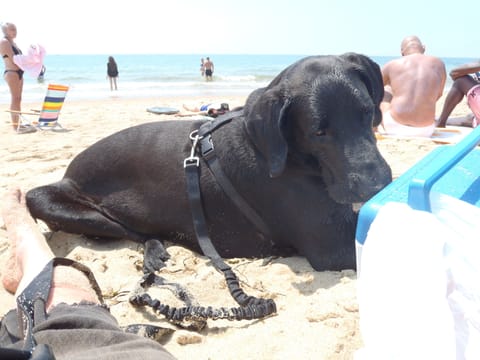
[130,110,277,328]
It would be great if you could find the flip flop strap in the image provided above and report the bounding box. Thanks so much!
[15,258,103,354]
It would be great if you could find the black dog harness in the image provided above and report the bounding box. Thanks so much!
[184,111,276,315]
[185,110,271,238]
[131,111,277,325]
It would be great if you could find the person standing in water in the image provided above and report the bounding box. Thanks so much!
[200,57,205,77]
[204,57,214,81]
[107,56,119,91]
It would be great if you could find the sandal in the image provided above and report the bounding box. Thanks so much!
[16,125,37,135]
[1,258,103,359]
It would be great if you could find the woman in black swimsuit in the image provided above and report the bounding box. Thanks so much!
[1,22,26,132]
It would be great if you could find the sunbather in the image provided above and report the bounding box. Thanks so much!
[179,102,230,117]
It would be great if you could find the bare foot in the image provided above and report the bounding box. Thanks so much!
[1,188,53,294]
[2,189,100,308]
[2,189,25,293]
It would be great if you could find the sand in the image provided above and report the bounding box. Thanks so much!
[0,93,472,359]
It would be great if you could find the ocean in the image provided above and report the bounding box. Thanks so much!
[0,54,477,104]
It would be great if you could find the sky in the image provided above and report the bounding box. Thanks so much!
[2,0,478,58]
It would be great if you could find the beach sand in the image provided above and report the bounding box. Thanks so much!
[0,93,472,359]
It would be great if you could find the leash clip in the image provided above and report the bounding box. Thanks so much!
[184,130,201,168]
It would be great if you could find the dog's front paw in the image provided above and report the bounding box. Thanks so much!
[143,239,170,273]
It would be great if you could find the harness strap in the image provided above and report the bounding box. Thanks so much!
[197,109,243,138]
[199,136,271,237]
[183,114,277,318]
[185,164,230,271]
[184,163,276,314]
[197,110,271,237]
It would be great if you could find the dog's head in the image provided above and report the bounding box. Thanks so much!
[244,53,392,204]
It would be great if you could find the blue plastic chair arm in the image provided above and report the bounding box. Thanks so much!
[408,126,480,212]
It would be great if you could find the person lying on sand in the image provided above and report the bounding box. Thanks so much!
[176,102,230,118]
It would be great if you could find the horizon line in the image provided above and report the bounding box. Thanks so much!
[42,53,478,59]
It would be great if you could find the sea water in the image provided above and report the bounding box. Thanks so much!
[0,54,477,103]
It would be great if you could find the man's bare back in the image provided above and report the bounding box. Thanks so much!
[381,36,446,128]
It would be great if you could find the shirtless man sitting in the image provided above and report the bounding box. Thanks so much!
[379,35,446,137]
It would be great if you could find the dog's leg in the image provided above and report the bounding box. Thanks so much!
[26,183,173,273]
[143,239,170,273]
[26,184,144,241]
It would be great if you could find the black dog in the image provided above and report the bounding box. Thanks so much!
[26,53,392,272]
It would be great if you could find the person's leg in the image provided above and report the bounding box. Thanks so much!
[1,189,100,311]
[437,76,478,127]
[1,189,176,360]
[182,104,200,112]
[466,84,480,127]
[4,72,23,130]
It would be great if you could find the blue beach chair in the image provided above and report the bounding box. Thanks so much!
[355,126,480,271]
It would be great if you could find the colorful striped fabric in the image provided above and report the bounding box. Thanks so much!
[38,84,69,127]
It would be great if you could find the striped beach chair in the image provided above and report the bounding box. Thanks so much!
[35,84,69,130]
[7,84,69,132]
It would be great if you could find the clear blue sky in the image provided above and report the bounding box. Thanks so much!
[2,0,478,57]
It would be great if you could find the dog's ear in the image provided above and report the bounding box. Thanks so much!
[245,90,291,178]
[341,53,384,126]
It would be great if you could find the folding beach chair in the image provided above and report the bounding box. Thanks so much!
[35,84,69,130]
[8,84,69,132]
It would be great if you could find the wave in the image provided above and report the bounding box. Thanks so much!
[1,80,268,103]
[1,78,272,103]
[2,54,477,103]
